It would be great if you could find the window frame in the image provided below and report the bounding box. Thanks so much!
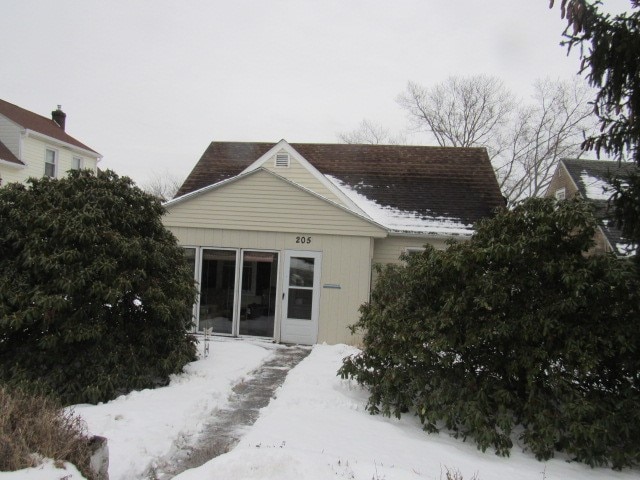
[44,148,58,178]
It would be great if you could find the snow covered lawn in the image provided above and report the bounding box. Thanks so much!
[2,338,638,480]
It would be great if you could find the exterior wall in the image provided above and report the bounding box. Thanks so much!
[0,162,26,185]
[261,148,346,205]
[0,116,20,157]
[546,163,580,200]
[545,163,611,255]
[169,226,374,345]
[0,134,98,186]
[372,235,450,265]
[164,169,386,237]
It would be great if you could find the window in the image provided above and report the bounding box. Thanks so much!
[555,187,566,200]
[44,149,57,178]
[275,153,290,168]
[405,247,426,255]
[72,157,83,170]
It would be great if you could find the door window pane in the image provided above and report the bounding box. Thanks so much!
[199,249,237,334]
[289,257,315,287]
[287,289,313,320]
[240,251,278,337]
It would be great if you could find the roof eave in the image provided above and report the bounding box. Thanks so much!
[24,129,101,158]
[165,167,389,237]
[388,229,474,239]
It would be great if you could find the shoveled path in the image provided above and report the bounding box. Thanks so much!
[155,343,311,479]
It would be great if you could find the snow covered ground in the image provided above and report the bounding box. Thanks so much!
[2,338,638,480]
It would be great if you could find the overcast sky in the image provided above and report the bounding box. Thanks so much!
[1,1,633,187]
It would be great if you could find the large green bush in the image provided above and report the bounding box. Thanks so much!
[340,197,640,469]
[0,170,197,404]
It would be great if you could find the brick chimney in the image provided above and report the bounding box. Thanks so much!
[51,105,66,131]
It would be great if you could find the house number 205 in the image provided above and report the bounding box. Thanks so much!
[296,236,312,244]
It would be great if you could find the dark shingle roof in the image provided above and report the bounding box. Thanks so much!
[0,99,98,154]
[0,139,22,165]
[176,141,505,227]
[562,158,637,254]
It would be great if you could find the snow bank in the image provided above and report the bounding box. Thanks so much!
[173,344,638,480]
[72,338,272,480]
[0,460,85,480]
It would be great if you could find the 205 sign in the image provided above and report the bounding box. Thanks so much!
[295,235,312,244]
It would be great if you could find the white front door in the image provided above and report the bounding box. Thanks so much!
[280,250,322,345]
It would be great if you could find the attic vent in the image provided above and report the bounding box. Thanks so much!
[275,153,290,168]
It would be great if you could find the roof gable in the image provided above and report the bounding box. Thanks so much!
[239,140,365,214]
[561,158,638,255]
[164,167,387,237]
[175,141,505,234]
[0,99,98,155]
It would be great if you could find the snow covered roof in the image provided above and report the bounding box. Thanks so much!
[326,175,473,236]
[176,141,505,236]
[562,158,638,256]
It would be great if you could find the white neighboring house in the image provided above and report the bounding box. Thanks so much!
[0,99,101,187]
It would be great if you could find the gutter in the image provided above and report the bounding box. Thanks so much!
[388,229,474,240]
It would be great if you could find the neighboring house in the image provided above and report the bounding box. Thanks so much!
[546,158,638,256]
[0,99,101,186]
[163,140,504,345]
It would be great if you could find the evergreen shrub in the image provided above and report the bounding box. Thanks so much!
[340,197,640,468]
[0,170,197,404]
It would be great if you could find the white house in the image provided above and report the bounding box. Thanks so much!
[163,140,505,345]
[0,99,101,186]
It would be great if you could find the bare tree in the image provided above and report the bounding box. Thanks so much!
[142,170,184,201]
[396,75,596,203]
[497,78,595,200]
[397,75,515,158]
[338,119,406,145]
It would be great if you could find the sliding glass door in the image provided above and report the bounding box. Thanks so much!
[239,251,278,337]
[193,248,278,339]
[198,249,237,334]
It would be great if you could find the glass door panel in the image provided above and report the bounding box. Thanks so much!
[183,247,197,330]
[287,257,315,320]
[239,251,278,337]
[281,251,321,345]
[198,249,237,334]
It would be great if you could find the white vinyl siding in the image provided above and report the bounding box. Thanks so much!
[0,136,99,186]
[164,170,386,238]
[262,150,346,206]
[372,235,448,265]
[72,157,83,170]
[0,115,21,157]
